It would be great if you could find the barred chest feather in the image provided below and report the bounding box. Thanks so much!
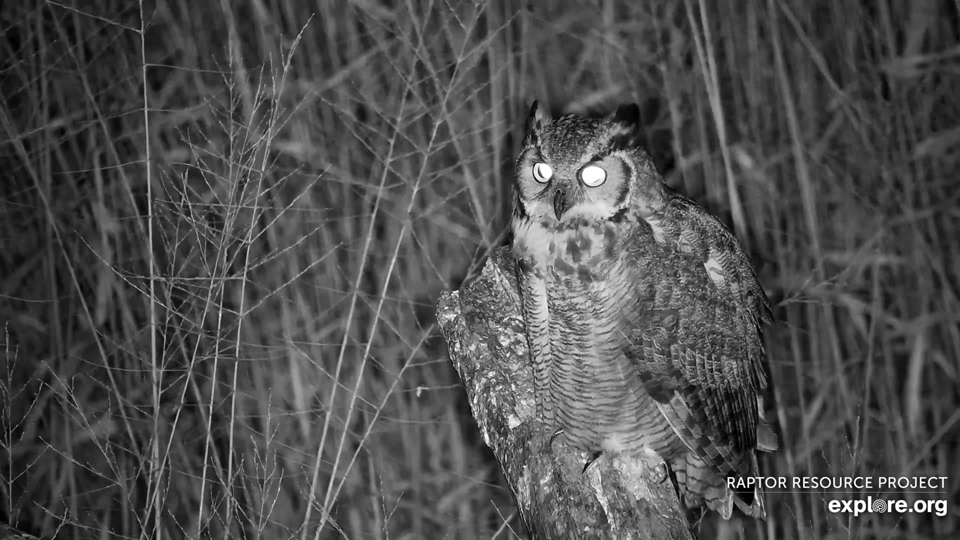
[513,217,679,456]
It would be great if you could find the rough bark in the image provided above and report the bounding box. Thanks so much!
[436,248,696,540]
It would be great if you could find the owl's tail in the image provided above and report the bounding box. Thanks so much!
[672,453,762,520]
[672,420,778,521]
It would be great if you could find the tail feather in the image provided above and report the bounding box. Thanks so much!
[671,453,768,520]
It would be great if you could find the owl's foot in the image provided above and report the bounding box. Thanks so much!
[582,451,603,475]
[634,446,670,483]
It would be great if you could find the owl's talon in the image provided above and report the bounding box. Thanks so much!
[548,427,564,448]
[582,451,603,474]
[658,464,670,484]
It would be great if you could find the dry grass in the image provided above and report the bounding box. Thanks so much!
[1,0,957,539]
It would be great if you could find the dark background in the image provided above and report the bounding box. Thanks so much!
[1,0,957,538]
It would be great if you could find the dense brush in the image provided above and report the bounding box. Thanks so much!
[0,1,956,539]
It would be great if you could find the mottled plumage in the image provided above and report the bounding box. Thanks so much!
[510,102,777,519]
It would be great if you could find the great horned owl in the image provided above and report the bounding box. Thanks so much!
[511,102,778,520]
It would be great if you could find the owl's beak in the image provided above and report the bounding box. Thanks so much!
[553,189,570,220]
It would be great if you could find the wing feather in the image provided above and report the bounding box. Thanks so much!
[623,196,774,487]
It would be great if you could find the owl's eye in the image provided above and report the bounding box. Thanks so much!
[532,162,553,183]
[579,164,607,187]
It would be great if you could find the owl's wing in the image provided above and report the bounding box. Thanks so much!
[622,195,776,487]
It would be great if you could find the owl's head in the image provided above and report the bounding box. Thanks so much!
[514,102,664,225]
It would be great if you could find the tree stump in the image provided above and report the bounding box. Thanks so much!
[436,248,695,540]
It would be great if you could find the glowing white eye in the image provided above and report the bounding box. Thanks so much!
[532,162,553,183]
[580,164,607,187]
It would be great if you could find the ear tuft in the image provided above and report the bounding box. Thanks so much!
[611,103,641,126]
[524,100,548,145]
[607,103,642,150]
